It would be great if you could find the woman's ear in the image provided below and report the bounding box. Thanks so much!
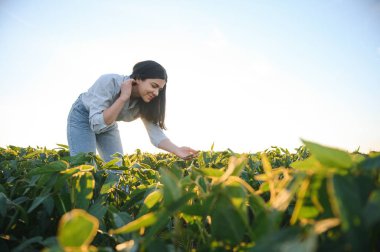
[134,79,143,85]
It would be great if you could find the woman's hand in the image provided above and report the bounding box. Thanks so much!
[157,139,199,160]
[175,146,199,160]
[104,78,136,125]
[119,79,136,102]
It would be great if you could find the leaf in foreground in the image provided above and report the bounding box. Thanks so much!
[57,209,99,248]
[302,139,353,169]
[109,212,158,234]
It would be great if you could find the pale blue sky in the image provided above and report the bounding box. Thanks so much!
[1,0,379,154]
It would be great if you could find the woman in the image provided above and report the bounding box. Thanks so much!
[67,60,198,163]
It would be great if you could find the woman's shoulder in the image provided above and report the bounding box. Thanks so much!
[97,73,126,82]
[92,73,130,88]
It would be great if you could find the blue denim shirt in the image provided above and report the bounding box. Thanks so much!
[80,74,168,147]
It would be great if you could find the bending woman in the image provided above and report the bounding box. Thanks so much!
[67,60,198,162]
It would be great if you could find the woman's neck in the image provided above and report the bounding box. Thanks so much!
[131,85,139,98]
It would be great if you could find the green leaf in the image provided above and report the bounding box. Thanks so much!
[0,184,5,194]
[142,211,172,246]
[54,194,71,215]
[112,211,133,229]
[196,176,208,194]
[43,195,55,216]
[315,178,334,219]
[56,143,69,149]
[198,168,224,177]
[248,193,268,212]
[103,157,122,169]
[179,175,193,187]
[109,212,158,234]
[248,194,282,240]
[351,153,366,164]
[159,167,181,205]
[28,195,50,213]
[363,189,380,227]
[168,165,183,179]
[298,206,319,219]
[0,193,7,216]
[216,156,247,184]
[166,192,196,213]
[210,192,247,245]
[88,200,108,222]
[138,190,163,217]
[181,201,209,216]
[302,139,353,169]
[77,164,95,172]
[73,172,95,210]
[358,154,380,171]
[290,156,324,172]
[57,209,99,248]
[24,151,40,159]
[12,236,43,252]
[100,173,119,194]
[250,227,317,252]
[60,167,81,176]
[225,182,247,209]
[69,152,92,166]
[146,239,168,252]
[230,156,248,177]
[141,193,197,246]
[331,175,362,231]
[29,161,69,176]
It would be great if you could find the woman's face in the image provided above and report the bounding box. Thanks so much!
[133,78,166,103]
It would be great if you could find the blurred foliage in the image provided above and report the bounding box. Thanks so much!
[0,141,379,251]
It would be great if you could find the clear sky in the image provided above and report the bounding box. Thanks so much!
[1,0,379,154]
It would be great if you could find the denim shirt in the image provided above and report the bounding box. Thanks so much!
[80,74,168,147]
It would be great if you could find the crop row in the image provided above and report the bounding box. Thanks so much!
[0,141,379,251]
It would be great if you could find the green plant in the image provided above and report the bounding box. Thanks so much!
[0,141,379,251]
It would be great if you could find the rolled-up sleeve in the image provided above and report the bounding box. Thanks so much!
[141,118,168,147]
[81,74,126,134]
[90,111,109,134]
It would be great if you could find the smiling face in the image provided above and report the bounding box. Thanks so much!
[132,78,166,103]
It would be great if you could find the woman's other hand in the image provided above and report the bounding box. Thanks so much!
[119,79,136,102]
[104,78,136,125]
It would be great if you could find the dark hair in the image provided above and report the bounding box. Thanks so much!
[130,60,167,130]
